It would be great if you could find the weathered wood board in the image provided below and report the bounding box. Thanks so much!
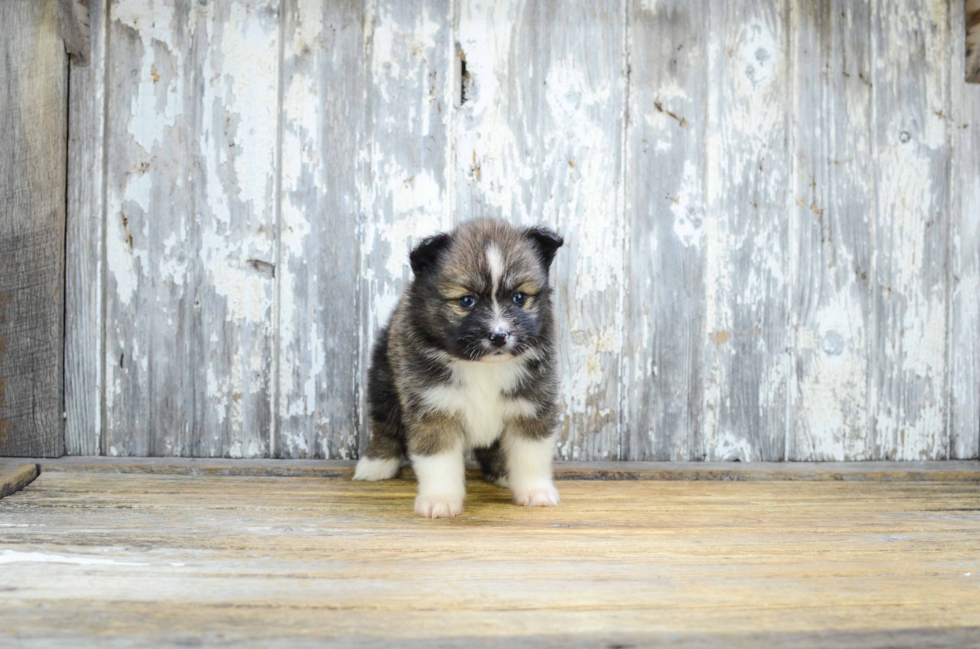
[951,0,980,460]
[871,0,951,460]
[0,463,38,500]
[0,0,67,458]
[701,0,792,461]
[2,470,980,647]
[625,0,707,461]
[65,0,108,456]
[454,0,626,460]
[61,0,980,461]
[789,0,875,460]
[102,0,279,457]
[356,0,456,459]
[277,0,364,459]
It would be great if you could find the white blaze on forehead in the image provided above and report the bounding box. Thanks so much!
[486,243,509,332]
[486,244,504,294]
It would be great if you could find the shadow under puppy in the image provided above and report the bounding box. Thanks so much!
[354,219,563,518]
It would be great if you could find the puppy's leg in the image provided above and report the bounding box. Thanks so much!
[408,417,466,519]
[502,420,559,507]
[354,327,405,481]
[353,434,403,481]
[474,440,508,488]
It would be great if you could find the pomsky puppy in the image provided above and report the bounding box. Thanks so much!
[353,219,564,518]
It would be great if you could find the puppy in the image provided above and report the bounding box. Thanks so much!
[353,219,563,518]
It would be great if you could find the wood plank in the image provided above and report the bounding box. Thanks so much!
[871,0,951,460]
[277,0,364,459]
[65,0,108,456]
[624,0,707,460]
[701,0,792,461]
[788,0,875,460]
[0,0,67,458]
[56,0,91,66]
[356,0,455,456]
[950,0,980,459]
[455,0,627,460]
[103,0,279,457]
[2,472,979,646]
[0,463,38,499]
[22,457,980,482]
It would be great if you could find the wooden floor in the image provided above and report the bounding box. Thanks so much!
[1,461,980,648]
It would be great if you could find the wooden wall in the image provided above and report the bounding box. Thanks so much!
[0,0,67,457]
[63,0,980,461]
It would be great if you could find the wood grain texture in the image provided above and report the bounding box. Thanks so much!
[277,0,364,459]
[625,0,706,461]
[65,0,108,457]
[2,471,980,646]
[103,0,279,457]
[871,0,951,460]
[0,463,38,499]
[950,0,980,459]
[455,0,627,460]
[0,0,67,458]
[57,0,91,66]
[788,0,875,460]
[701,0,792,461]
[357,0,456,456]
[59,2,980,461]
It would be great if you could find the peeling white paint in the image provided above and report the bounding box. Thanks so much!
[0,551,149,567]
[87,0,974,463]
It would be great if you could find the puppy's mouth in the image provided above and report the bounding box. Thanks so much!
[479,350,515,363]
[459,339,527,363]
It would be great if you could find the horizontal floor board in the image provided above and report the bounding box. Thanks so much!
[1,470,979,647]
[18,457,980,481]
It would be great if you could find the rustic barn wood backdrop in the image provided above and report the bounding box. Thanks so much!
[49,0,980,461]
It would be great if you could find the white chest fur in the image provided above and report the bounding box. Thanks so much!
[420,359,537,448]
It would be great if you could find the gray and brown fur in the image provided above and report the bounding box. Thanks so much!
[355,219,563,503]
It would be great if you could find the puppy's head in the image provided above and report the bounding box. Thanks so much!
[408,219,563,363]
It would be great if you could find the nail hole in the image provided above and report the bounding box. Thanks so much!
[246,259,275,277]
[456,43,469,106]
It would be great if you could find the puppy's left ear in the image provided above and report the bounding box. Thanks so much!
[409,232,452,276]
[523,226,564,270]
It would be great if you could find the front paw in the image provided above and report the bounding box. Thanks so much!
[513,484,560,507]
[414,494,464,519]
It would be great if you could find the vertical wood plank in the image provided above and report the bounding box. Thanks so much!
[871,0,951,460]
[701,0,792,461]
[277,0,364,459]
[0,0,67,457]
[104,0,279,457]
[624,0,707,460]
[788,0,875,460]
[357,0,456,456]
[950,0,980,459]
[455,0,627,461]
[66,0,108,456]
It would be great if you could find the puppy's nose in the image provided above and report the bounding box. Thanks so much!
[489,331,509,347]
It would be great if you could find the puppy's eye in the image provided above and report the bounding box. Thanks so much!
[458,295,476,309]
[512,292,527,307]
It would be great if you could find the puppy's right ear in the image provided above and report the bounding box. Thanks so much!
[409,233,452,276]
